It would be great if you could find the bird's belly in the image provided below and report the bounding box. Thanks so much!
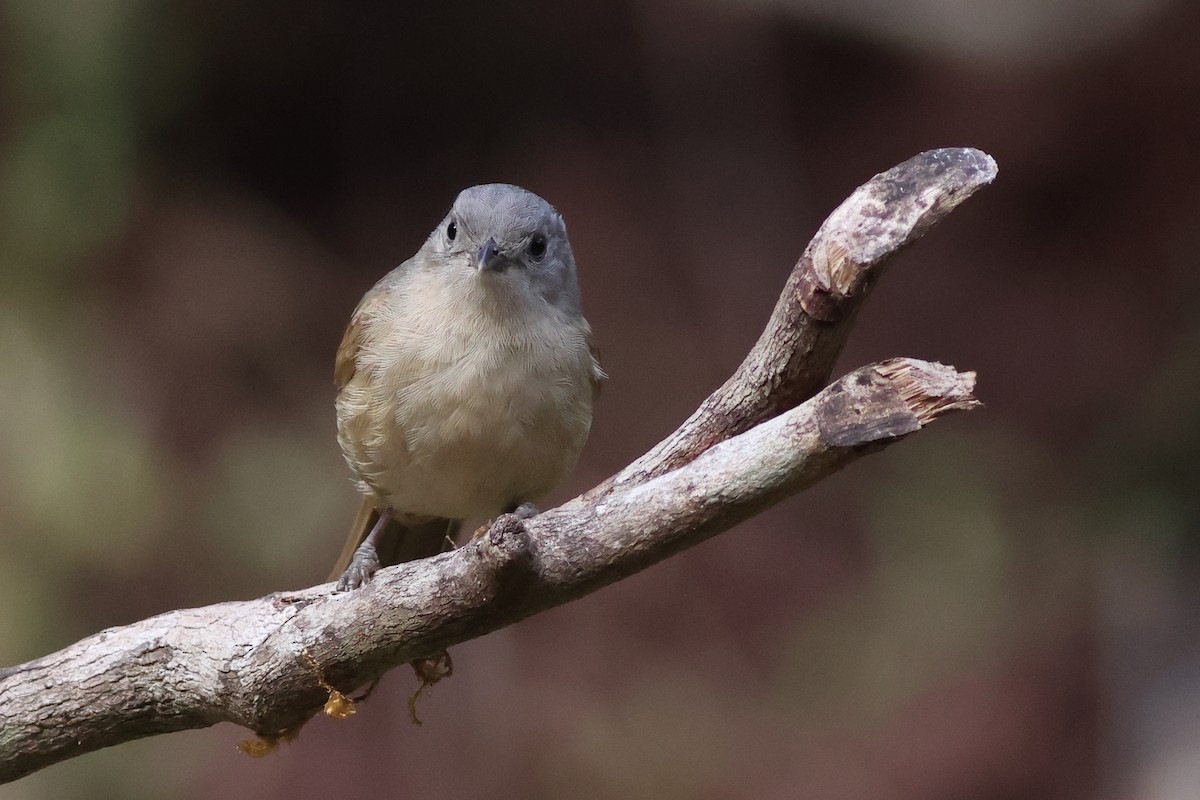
[378,399,581,518]
[338,345,591,520]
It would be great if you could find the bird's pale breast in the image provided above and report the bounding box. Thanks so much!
[336,268,594,521]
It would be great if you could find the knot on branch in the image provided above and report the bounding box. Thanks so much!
[481,512,534,570]
[459,511,538,609]
[797,254,848,322]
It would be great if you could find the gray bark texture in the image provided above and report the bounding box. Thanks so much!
[0,148,997,784]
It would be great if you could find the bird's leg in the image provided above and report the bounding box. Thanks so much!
[335,508,393,592]
[470,502,540,542]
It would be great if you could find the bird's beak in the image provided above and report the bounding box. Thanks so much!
[476,237,511,272]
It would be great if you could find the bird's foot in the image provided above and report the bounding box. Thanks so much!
[335,542,380,592]
[510,502,539,520]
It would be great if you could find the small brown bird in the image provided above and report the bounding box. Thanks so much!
[329,184,604,590]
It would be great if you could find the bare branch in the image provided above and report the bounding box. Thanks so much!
[588,147,997,498]
[0,149,995,785]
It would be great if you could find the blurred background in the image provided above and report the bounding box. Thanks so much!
[2,0,1198,797]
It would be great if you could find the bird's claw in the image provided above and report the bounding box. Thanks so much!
[335,543,380,592]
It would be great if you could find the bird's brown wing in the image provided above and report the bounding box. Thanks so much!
[329,289,386,581]
[334,289,390,390]
[586,325,607,401]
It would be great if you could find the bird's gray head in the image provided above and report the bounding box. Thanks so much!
[426,183,581,315]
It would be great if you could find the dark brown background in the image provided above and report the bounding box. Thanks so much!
[3,0,1199,797]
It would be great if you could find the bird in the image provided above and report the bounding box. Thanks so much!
[328,184,604,591]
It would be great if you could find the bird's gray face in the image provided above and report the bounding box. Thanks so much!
[427,183,582,315]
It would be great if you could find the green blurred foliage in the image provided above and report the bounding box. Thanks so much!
[1,0,140,280]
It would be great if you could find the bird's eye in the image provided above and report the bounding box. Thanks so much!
[446,220,457,241]
[528,234,547,261]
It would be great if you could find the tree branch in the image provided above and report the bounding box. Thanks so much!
[0,148,996,785]
[588,148,996,498]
